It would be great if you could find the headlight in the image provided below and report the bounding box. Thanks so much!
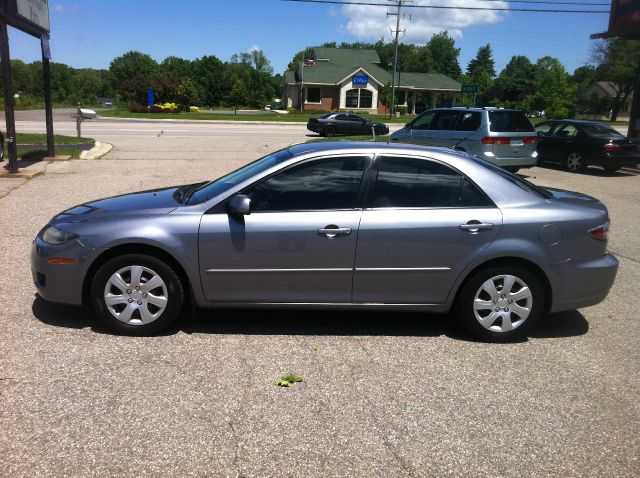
[40,226,79,245]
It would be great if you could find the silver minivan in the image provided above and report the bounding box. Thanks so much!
[390,107,538,171]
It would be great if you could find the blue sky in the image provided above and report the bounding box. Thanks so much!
[8,0,610,75]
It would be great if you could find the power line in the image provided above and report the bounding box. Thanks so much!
[465,0,609,5]
[282,0,609,14]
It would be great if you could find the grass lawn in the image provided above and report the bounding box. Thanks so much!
[15,133,95,160]
[97,108,410,124]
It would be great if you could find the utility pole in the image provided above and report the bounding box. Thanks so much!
[387,0,411,118]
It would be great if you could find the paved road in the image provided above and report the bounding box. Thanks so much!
[0,115,639,477]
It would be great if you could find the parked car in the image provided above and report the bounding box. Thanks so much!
[535,119,640,173]
[80,108,98,119]
[307,112,389,136]
[32,143,618,342]
[390,107,538,172]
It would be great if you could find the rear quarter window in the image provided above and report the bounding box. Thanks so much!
[489,111,535,132]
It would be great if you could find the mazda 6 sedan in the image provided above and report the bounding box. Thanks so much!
[32,142,618,341]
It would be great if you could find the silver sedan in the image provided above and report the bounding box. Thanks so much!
[31,142,618,341]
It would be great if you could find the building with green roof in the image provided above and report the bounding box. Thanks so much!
[284,47,462,114]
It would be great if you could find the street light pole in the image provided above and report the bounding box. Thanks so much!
[387,0,411,118]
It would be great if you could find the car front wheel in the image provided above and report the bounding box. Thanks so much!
[91,254,184,335]
[455,266,544,342]
[324,126,336,137]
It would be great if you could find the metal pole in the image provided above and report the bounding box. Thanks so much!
[41,36,54,157]
[76,102,81,138]
[0,15,17,173]
[390,1,401,118]
[300,60,304,112]
[627,61,640,140]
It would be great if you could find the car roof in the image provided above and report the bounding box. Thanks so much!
[288,141,436,156]
[538,119,608,125]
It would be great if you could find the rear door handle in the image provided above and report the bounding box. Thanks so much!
[317,225,352,238]
[459,222,494,233]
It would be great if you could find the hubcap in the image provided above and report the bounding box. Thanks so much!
[567,153,582,171]
[473,274,533,333]
[103,265,168,325]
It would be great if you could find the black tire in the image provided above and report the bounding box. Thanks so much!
[324,126,336,137]
[603,165,620,173]
[566,152,586,173]
[455,265,545,342]
[90,254,184,336]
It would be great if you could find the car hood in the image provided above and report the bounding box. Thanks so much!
[51,185,186,223]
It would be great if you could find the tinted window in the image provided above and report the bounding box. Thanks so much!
[430,111,460,131]
[456,112,482,131]
[243,156,366,212]
[369,157,491,208]
[555,124,577,137]
[335,114,348,120]
[359,90,373,108]
[347,114,364,121]
[535,122,556,136]
[411,111,435,130]
[489,111,535,132]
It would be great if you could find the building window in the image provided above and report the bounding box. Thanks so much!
[306,87,321,103]
[346,89,359,108]
[345,89,373,109]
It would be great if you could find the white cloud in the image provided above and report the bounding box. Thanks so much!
[53,3,64,13]
[341,0,508,43]
[247,45,262,53]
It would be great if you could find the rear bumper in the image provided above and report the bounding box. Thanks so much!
[548,253,619,313]
[479,153,538,168]
[586,153,639,167]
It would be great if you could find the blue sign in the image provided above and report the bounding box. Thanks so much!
[352,74,369,86]
[147,88,154,107]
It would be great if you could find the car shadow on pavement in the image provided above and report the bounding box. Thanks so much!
[31,296,588,342]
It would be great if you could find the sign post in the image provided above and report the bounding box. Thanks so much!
[0,0,52,172]
[461,84,479,106]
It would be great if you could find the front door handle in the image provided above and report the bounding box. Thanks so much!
[459,222,494,233]
[318,225,352,238]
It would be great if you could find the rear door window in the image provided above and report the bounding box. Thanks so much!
[554,124,578,138]
[535,122,557,136]
[489,111,535,132]
[456,112,482,131]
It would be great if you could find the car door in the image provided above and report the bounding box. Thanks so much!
[539,122,571,162]
[198,155,369,303]
[347,114,368,134]
[408,110,436,145]
[552,123,579,161]
[353,155,502,304]
[332,114,351,134]
[534,122,558,160]
[428,110,461,148]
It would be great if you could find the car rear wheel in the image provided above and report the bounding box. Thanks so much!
[324,126,336,137]
[566,152,585,172]
[91,254,184,336]
[455,266,544,342]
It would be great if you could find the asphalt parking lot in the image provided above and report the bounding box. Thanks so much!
[1,121,639,477]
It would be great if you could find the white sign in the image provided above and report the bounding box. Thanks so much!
[16,0,50,32]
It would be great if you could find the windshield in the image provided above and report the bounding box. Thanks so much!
[580,123,625,138]
[466,154,552,199]
[187,148,294,205]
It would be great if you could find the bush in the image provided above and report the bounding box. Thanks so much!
[128,103,148,113]
[189,106,199,113]
[398,106,408,115]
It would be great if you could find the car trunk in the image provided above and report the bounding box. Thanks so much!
[487,111,537,159]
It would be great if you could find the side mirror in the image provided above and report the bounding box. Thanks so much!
[404,123,412,130]
[227,194,251,216]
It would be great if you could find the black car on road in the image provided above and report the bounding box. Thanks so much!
[307,112,389,137]
[535,119,639,173]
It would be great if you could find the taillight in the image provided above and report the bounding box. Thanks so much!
[481,137,510,144]
[604,143,621,152]
[587,222,609,241]
[523,136,538,144]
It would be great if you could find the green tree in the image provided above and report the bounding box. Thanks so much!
[526,56,575,119]
[110,51,159,102]
[427,31,462,79]
[467,44,496,78]
[175,78,200,108]
[191,55,225,106]
[227,78,248,113]
[491,55,536,108]
[591,38,640,121]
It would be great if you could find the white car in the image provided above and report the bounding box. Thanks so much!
[80,108,98,119]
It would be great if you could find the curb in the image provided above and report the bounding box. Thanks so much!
[96,116,405,128]
[81,141,113,160]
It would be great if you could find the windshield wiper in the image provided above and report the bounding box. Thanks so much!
[173,181,208,204]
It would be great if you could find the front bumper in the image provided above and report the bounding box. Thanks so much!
[549,253,619,313]
[31,236,92,305]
